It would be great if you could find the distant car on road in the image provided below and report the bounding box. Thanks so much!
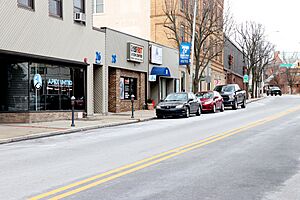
[214,84,246,110]
[267,86,282,96]
[156,92,201,118]
[196,91,224,113]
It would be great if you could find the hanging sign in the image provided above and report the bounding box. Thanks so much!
[179,42,191,65]
[243,74,249,83]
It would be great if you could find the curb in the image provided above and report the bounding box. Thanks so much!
[246,96,266,104]
[0,117,156,145]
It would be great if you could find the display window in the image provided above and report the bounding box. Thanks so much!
[29,63,85,111]
[0,56,86,112]
[120,77,137,100]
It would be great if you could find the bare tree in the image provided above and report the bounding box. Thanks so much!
[163,0,233,92]
[235,21,272,98]
[254,41,274,97]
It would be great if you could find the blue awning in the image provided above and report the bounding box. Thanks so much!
[150,67,171,77]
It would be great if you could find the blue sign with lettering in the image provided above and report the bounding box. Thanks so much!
[95,52,102,64]
[179,42,191,65]
[112,54,117,64]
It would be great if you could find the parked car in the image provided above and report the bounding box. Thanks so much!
[196,91,224,113]
[213,85,225,93]
[156,92,201,118]
[267,86,282,96]
[214,84,246,110]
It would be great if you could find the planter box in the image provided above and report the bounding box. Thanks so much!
[147,103,154,110]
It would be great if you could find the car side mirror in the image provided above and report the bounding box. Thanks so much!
[213,96,218,100]
[188,98,193,102]
[160,99,164,102]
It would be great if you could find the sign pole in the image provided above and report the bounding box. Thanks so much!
[189,0,197,92]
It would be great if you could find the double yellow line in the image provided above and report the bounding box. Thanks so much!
[29,106,300,200]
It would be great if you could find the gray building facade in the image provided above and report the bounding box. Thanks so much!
[224,38,245,89]
[0,0,105,122]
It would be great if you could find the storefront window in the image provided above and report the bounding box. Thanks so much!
[29,63,85,111]
[120,77,137,100]
[0,61,29,111]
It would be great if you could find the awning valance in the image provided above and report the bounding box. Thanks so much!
[150,67,171,76]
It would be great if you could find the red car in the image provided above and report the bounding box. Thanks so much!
[196,91,224,113]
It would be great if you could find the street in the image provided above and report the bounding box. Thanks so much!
[1,95,300,200]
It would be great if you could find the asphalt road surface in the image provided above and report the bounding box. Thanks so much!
[1,95,300,200]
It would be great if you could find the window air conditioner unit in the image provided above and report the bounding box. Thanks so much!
[74,12,86,22]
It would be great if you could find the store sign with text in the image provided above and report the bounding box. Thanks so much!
[47,79,73,87]
[127,43,144,63]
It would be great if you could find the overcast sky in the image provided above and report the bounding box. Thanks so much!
[225,0,300,53]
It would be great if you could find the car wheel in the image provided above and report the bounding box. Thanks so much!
[241,98,246,108]
[220,103,224,112]
[271,93,273,96]
[212,104,216,113]
[280,93,282,96]
[185,107,190,118]
[232,100,238,110]
[157,115,163,119]
[196,106,201,116]
[275,93,277,96]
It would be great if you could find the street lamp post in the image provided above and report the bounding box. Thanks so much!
[189,0,197,92]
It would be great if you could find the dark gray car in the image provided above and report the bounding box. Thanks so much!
[156,92,201,118]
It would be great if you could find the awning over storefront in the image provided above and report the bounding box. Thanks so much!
[150,67,171,76]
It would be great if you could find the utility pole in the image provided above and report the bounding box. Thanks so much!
[189,0,197,92]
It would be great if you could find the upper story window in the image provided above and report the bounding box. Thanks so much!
[180,24,185,42]
[49,0,62,18]
[93,0,104,13]
[74,0,85,13]
[18,0,34,9]
[180,0,185,11]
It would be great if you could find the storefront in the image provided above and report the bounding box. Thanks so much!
[100,28,148,113]
[148,43,180,105]
[0,53,86,123]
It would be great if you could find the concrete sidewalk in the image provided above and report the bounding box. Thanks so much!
[0,110,156,144]
[0,97,264,145]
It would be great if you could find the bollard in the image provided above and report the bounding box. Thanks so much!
[131,94,135,118]
[71,96,75,127]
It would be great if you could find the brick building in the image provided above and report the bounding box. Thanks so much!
[151,0,225,91]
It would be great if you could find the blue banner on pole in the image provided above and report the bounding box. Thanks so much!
[179,42,191,65]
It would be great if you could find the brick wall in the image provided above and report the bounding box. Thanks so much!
[108,67,146,113]
[0,111,83,123]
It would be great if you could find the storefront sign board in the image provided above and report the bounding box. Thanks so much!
[149,75,156,82]
[127,43,144,63]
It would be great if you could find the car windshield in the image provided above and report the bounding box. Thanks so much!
[196,92,213,99]
[214,85,223,92]
[272,87,280,90]
[222,86,235,92]
[164,93,188,101]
